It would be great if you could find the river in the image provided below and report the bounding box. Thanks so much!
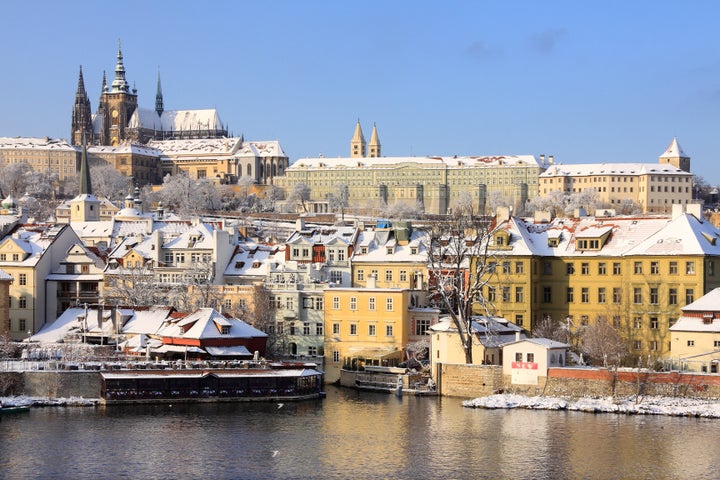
[1,386,717,479]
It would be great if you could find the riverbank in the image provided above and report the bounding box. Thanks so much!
[463,394,720,418]
[1,395,99,407]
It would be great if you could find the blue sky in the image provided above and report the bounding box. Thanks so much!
[2,1,720,182]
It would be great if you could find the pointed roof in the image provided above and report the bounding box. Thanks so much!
[79,135,92,195]
[110,40,131,94]
[351,119,365,143]
[369,122,381,147]
[155,69,164,116]
[659,137,689,159]
[76,66,87,97]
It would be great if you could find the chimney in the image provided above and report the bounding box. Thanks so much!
[515,331,520,342]
[539,154,545,165]
[548,155,554,165]
[686,203,702,219]
[367,274,377,289]
[671,203,684,220]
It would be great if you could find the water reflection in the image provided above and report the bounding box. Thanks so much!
[0,389,718,479]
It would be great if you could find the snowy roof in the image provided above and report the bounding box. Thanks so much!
[540,163,690,177]
[352,229,428,264]
[204,345,252,357]
[88,143,163,156]
[429,316,525,347]
[505,338,572,349]
[236,141,287,158]
[147,137,241,155]
[681,288,720,313]
[289,154,541,170]
[670,316,720,333]
[0,268,11,281]
[0,137,76,151]
[285,225,358,247]
[121,306,176,335]
[129,108,224,133]
[157,308,267,340]
[224,243,279,277]
[659,137,688,159]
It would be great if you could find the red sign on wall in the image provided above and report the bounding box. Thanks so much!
[511,362,538,370]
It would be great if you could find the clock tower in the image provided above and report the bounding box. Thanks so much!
[97,41,137,146]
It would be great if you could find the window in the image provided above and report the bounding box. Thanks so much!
[19,273,26,286]
[649,341,658,351]
[598,287,606,303]
[502,262,511,274]
[368,324,376,336]
[385,270,393,282]
[650,317,659,329]
[515,314,524,327]
[316,323,324,335]
[332,297,340,310]
[386,325,393,336]
[613,262,621,275]
[224,299,232,310]
[543,287,552,303]
[598,263,606,275]
[333,351,340,362]
[487,286,496,302]
[634,262,643,274]
[330,271,342,283]
[399,270,407,282]
[714,340,720,348]
[686,288,695,304]
[515,262,524,274]
[415,318,430,335]
[19,319,26,331]
[612,288,621,304]
[357,269,365,281]
[686,261,695,274]
[515,287,524,303]
[543,261,552,275]
[633,340,642,351]
[350,297,357,311]
[286,298,294,310]
[332,323,340,335]
[669,288,677,305]
[566,263,575,275]
[650,287,659,304]
[289,324,296,335]
[581,263,589,275]
[350,324,357,335]
[515,352,522,362]
[502,287,510,302]
[303,322,311,335]
[634,317,642,329]
[687,340,695,347]
[175,252,185,264]
[566,287,574,303]
[669,261,678,274]
[19,297,27,309]
[386,298,394,311]
[612,316,621,328]
[633,287,642,304]
[526,353,535,363]
[650,262,659,274]
[581,288,589,303]
[338,250,345,261]
[308,346,318,356]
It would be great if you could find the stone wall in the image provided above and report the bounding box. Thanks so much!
[438,365,720,399]
[0,371,103,398]
[436,363,503,398]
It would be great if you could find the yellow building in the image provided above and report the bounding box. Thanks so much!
[538,138,692,213]
[276,123,544,215]
[323,283,411,383]
[668,288,720,373]
[0,137,79,186]
[481,205,720,361]
[0,268,11,336]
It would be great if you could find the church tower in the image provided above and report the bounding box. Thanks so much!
[155,70,164,117]
[350,120,366,158]
[71,66,93,146]
[659,137,690,172]
[97,41,138,146]
[69,136,100,223]
[368,123,381,158]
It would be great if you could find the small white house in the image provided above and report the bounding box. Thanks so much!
[502,338,570,386]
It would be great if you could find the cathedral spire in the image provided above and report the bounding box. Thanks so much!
[155,69,164,117]
[101,70,107,93]
[71,66,93,146]
[110,39,130,93]
[79,134,92,195]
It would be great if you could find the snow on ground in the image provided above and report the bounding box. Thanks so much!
[463,394,720,418]
[1,396,99,407]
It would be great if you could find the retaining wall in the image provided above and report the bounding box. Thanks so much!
[436,363,503,398]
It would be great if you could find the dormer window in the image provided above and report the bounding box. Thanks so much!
[221,325,230,334]
[361,247,368,254]
[410,247,418,255]
[386,247,394,255]
[548,238,559,247]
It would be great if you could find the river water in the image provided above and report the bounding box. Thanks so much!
[1,386,717,479]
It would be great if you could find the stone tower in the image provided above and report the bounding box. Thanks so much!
[368,123,381,158]
[350,120,366,158]
[659,137,690,172]
[97,41,138,146]
[71,66,93,146]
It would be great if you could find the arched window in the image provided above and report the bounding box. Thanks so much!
[246,164,252,177]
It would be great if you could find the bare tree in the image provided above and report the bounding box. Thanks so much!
[424,206,499,363]
[532,315,577,346]
[287,182,311,213]
[327,183,349,220]
[103,266,165,306]
[579,316,628,367]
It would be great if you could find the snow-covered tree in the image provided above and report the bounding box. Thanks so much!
[327,183,349,220]
[579,316,627,367]
[90,165,132,202]
[424,209,500,364]
[381,200,424,219]
[287,182,311,213]
[156,173,221,215]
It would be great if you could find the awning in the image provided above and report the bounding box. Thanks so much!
[204,345,253,357]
